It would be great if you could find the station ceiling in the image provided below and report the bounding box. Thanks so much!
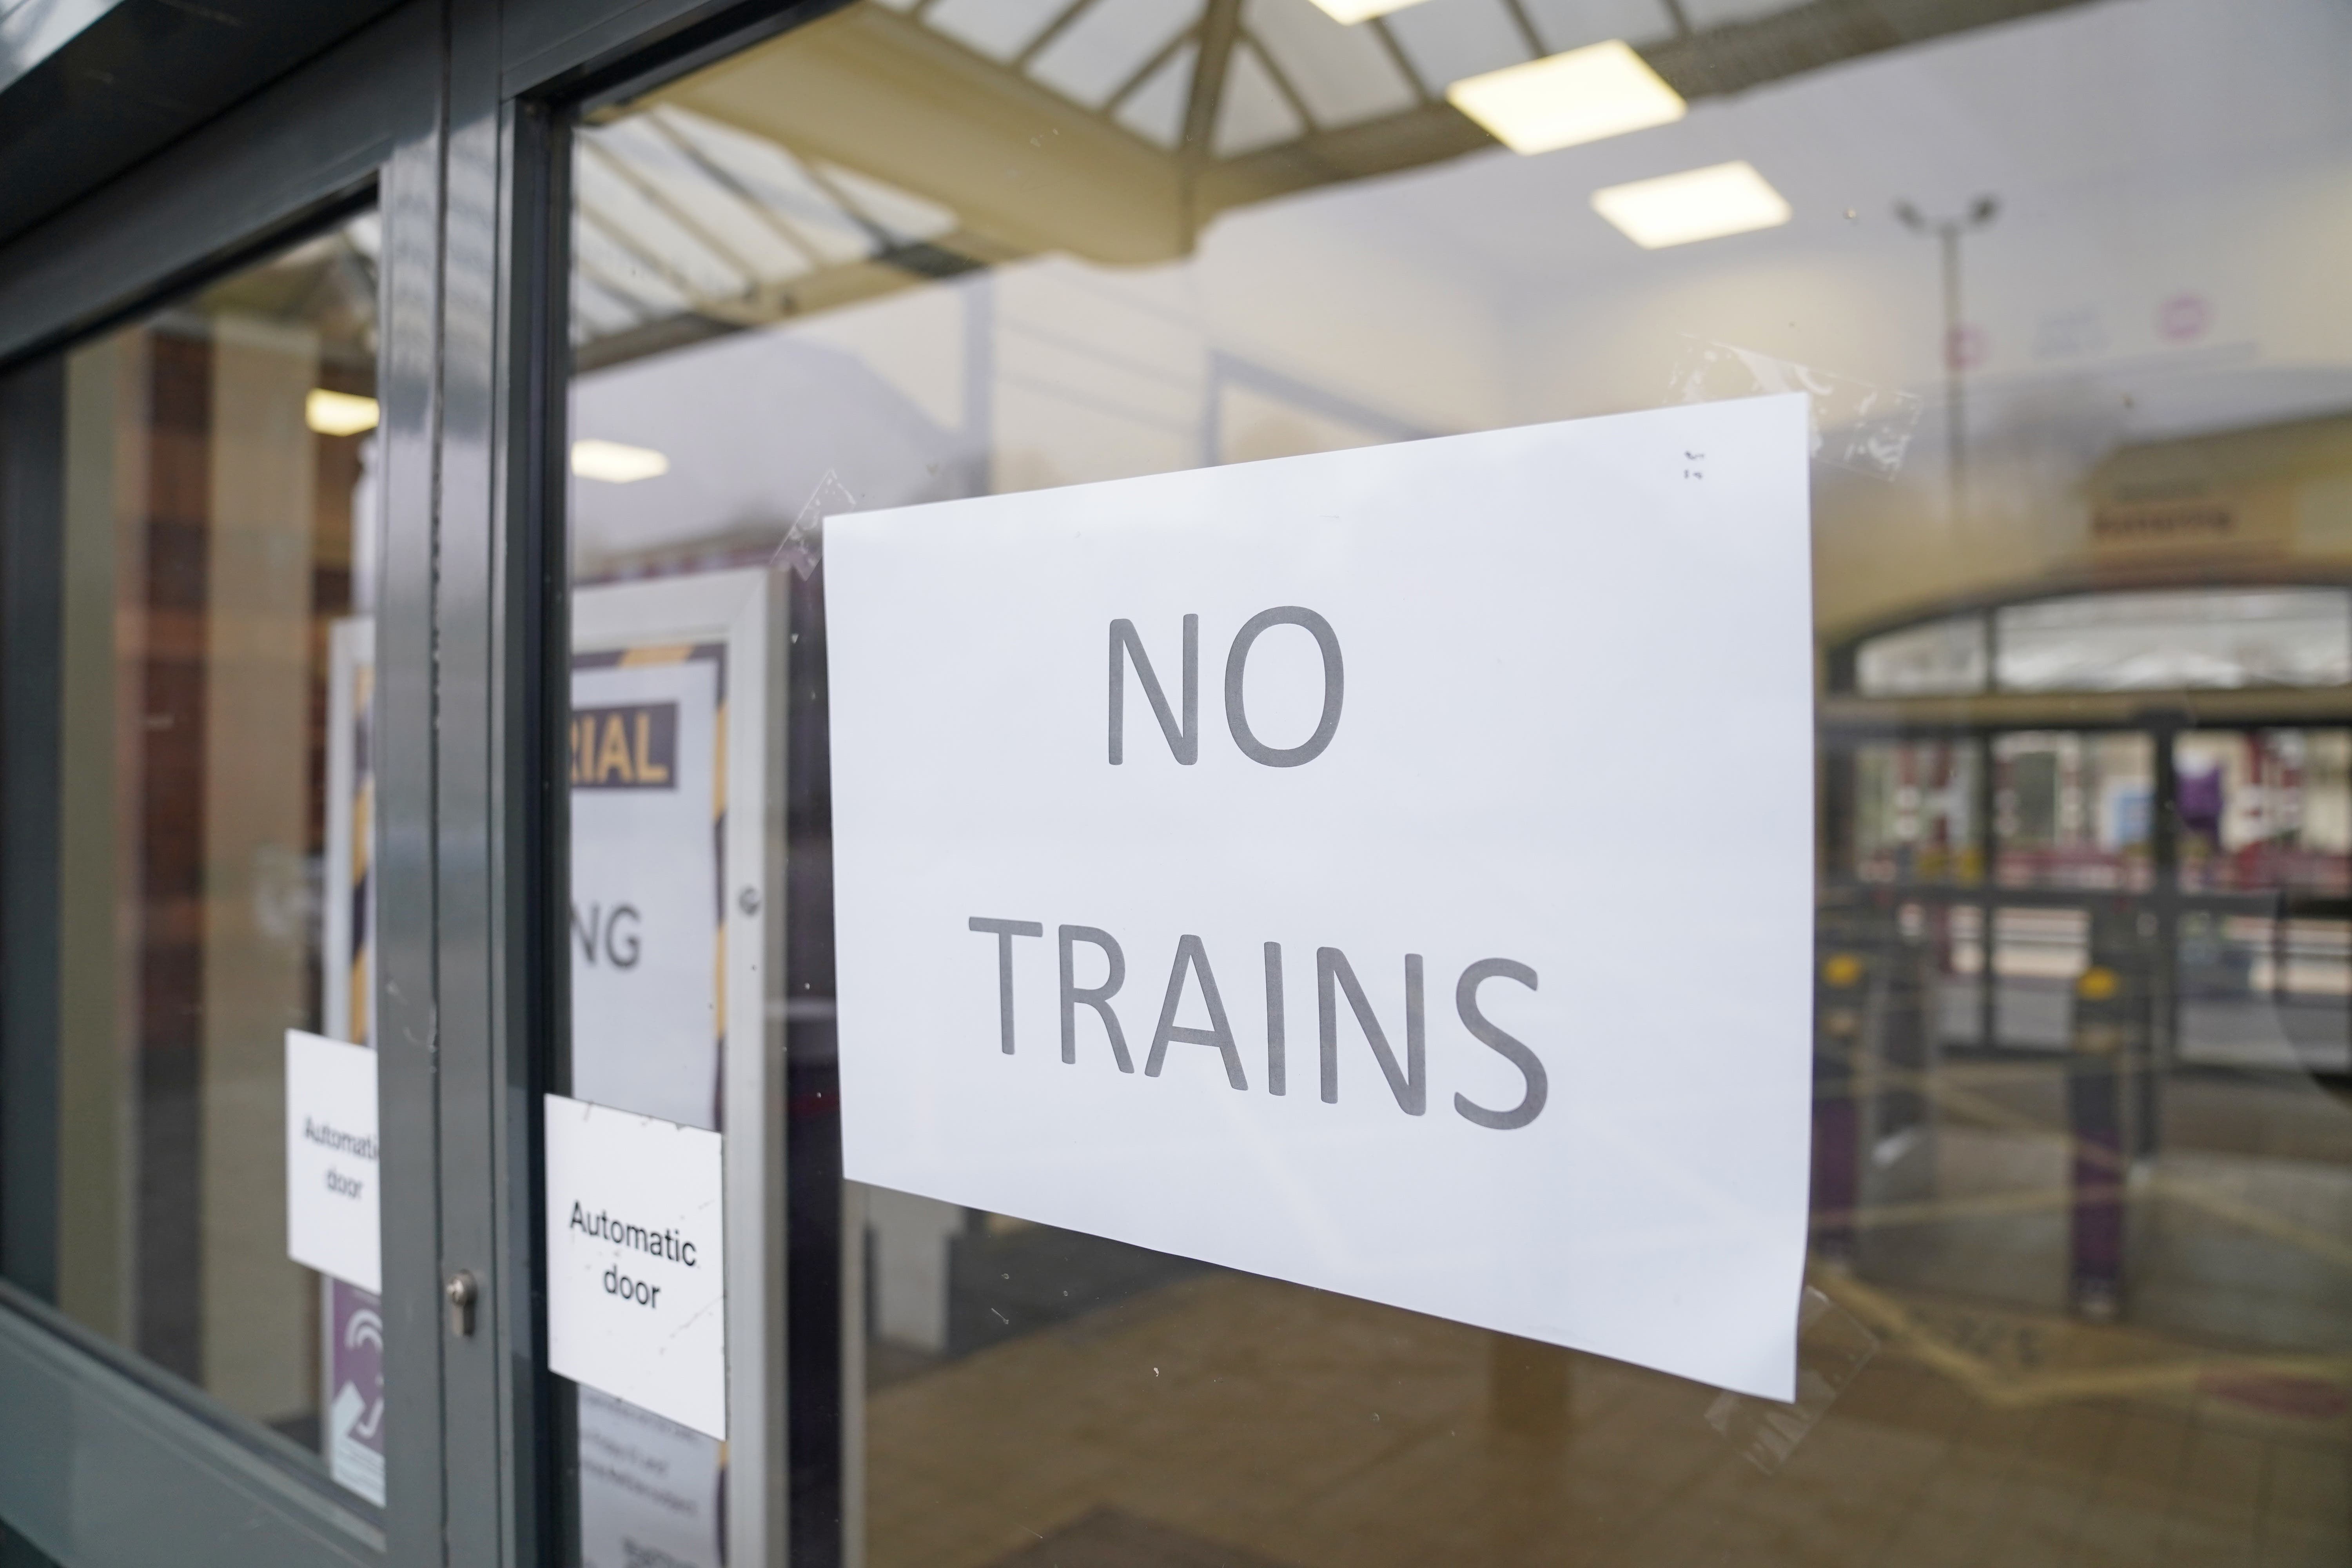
[573,0,2094,366]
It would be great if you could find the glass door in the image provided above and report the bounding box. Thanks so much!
[544,2,2352,1565]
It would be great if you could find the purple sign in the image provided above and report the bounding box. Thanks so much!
[328,1279,386,1504]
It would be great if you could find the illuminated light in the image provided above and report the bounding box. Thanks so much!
[1590,161,1792,249]
[572,439,671,484]
[1305,0,1432,20]
[1446,41,1684,156]
[305,388,379,436]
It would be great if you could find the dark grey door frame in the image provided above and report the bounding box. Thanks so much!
[437,7,848,1567]
[0,1,846,1563]
[0,5,456,1567]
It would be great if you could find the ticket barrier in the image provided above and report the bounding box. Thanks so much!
[2065,904,2152,1321]
[1812,905,1938,1268]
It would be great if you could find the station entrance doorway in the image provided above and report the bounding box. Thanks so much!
[1818,702,2352,1343]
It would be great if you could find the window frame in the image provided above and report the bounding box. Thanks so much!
[0,7,457,1568]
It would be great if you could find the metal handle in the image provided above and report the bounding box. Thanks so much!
[445,1270,479,1338]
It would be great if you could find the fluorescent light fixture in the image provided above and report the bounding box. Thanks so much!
[1306,0,1432,20]
[572,439,670,484]
[1591,161,1792,248]
[1447,40,1684,155]
[305,388,379,436]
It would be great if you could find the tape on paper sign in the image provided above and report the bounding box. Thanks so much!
[544,1094,728,1439]
[1669,336,1921,480]
[826,397,1816,1402]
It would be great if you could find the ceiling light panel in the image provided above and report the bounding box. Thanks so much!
[1306,0,1434,20]
[572,439,671,484]
[1447,39,1684,154]
[305,389,379,437]
[1590,160,1792,247]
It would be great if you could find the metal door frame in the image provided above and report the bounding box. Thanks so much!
[443,7,852,1566]
[0,7,453,1567]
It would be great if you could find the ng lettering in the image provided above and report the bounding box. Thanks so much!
[572,902,642,969]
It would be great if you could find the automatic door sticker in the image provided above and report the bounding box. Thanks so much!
[544,1094,728,1439]
[286,1029,381,1293]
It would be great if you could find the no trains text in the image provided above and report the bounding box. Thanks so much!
[967,919,1546,1130]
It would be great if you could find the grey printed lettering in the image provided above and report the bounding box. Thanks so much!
[1263,942,1286,1096]
[1225,607,1343,767]
[1058,925,1135,1072]
[1452,959,1546,1130]
[1316,947,1426,1115]
[969,917,1044,1054]
[1147,935,1247,1089]
[1109,617,1198,765]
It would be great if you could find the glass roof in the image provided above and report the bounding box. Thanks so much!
[572,0,2090,365]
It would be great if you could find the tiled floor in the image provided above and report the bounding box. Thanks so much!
[867,1269,2349,1568]
[866,1071,2352,1567]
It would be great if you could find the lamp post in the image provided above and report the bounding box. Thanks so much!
[1895,195,1999,523]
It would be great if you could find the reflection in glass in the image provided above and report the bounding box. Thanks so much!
[1994,731,2154,891]
[1997,588,2352,693]
[1846,740,1978,884]
[5,216,382,1487]
[1854,613,1987,696]
[2178,729,2352,895]
[566,0,2352,1562]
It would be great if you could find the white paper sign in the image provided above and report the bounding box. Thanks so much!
[570,654,723,1131]
[828,397,1814,1401]
[545,1094,728,1438]
[577,1388,723,1568]
[286,1029,381,1294]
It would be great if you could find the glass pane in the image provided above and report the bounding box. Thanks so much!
[1993,906,2086,1051]
[1840,740,1979,884]
[2178,728,2352,895]
[2,214,384,1497]
[2176,912,2351,1074]
[1996,589,2352,693]
[1854,613,1987,695]
[1994,731,2154,891]
[1938,901,1986,1049]
[563,1,2352,1563]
